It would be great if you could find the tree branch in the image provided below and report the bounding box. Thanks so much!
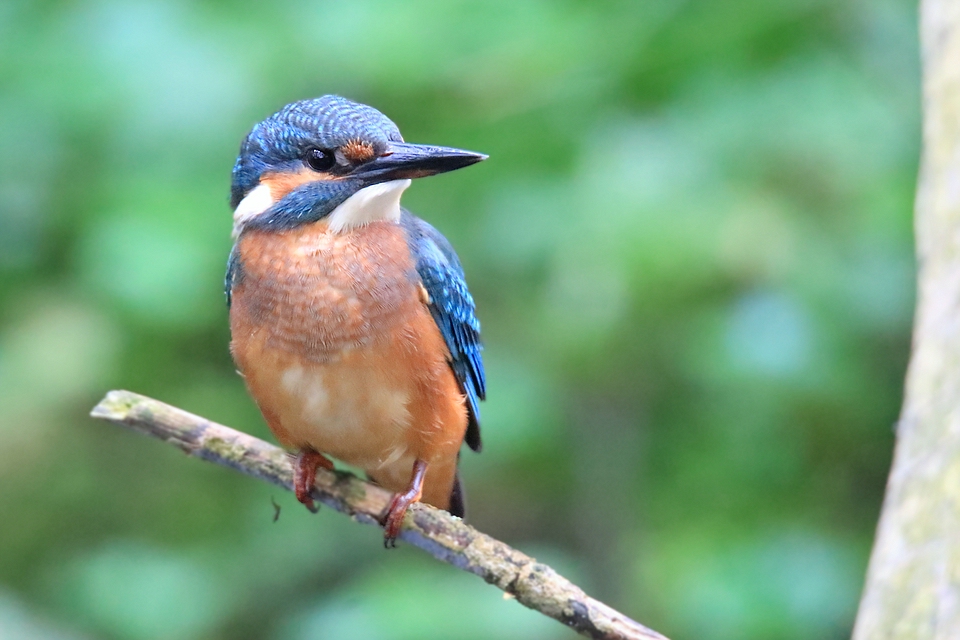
[852,2,960,637]
[90,390,668,640]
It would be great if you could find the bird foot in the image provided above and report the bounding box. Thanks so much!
[293,449,334,512]
[382,459,428,548]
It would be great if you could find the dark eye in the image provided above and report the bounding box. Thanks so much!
[305,147,335,172]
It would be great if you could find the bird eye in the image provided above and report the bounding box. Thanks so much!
[305,147,336,172]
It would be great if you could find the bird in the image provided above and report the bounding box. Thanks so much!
[225,95,486,546]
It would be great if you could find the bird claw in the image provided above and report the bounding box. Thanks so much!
[293,449,333,513]
[382,495,409,548]
[381,459,428,548]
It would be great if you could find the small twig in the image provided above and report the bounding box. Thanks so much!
[90,390,669,640]
[270,496,281,522]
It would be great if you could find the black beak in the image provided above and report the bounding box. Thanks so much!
[355,142,487,183]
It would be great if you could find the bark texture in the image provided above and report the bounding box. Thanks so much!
[853,2,960,638]
[91,390,668,640]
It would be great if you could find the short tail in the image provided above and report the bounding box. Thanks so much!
[449,469,466,518]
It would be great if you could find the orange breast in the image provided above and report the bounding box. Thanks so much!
[229,219,466,508]
[231,219,420,361]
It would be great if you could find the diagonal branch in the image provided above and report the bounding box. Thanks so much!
[90,390,668,640]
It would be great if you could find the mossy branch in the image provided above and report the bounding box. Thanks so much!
[90,390,668,640]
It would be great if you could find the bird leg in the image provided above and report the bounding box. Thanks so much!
[382,459,428,548]
[293,449,334,512]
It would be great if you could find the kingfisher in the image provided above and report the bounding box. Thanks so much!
[225,95,486,546]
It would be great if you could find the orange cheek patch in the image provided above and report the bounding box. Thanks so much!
[341,139,376,163]
[262,167,338,200]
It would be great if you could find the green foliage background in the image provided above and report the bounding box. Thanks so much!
[0,1,919,638]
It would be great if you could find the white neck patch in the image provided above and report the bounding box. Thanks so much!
[327,179,411,234]
[232,183,274,238]
[231,178,411,237]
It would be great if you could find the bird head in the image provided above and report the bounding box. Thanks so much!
[230,95,486,236]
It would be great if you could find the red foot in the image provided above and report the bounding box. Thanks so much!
[382,459,428,548]
[293,449,333,512]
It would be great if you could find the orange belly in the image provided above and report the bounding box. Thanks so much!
[229,220,466,508]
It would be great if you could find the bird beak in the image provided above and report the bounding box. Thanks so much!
[356,142,487,183]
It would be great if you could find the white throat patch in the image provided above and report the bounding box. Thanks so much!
[231,178,411,237]
[232,183,274,238]
[327,179,411,234]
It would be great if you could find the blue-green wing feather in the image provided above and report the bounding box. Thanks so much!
[401,211,484,452]
[225,244,242,307]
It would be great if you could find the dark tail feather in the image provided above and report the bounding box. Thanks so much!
[464,400,482,452]
[449,470,466,518]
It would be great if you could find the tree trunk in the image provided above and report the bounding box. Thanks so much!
[853,2,960,638]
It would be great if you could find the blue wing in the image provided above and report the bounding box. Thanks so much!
[225,244,242,307]
[401,210,484,452]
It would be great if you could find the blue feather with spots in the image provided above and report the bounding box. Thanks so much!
[401,211,484,452]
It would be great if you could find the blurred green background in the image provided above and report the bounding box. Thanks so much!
[0,1,919,638]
